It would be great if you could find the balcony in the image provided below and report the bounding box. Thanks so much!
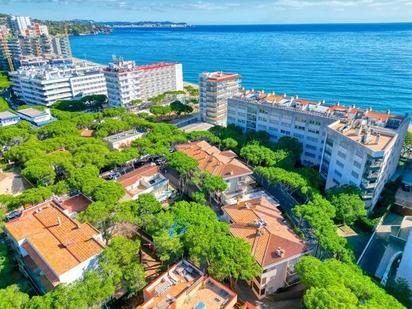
[361,180,377,190]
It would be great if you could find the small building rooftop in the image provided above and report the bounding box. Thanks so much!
[17,107,47,118]
[103,129,145,143]
[0,111,18,120]
[203,72,240,82]
[223,194,306,267]
[116,163,161,196]
[5,198,104,286]
[175,140,252,179]
[142,260,237,309]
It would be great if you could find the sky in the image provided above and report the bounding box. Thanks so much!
[0,0,411,24]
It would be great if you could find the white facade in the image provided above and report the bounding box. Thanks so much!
[199,72,240,126]
[321,117,409,210]
[227,90,409,210]
[104,58,183,106]
[10,59,107,106]
[228,93,336,166]
[16,108,54,126]
[10,16,32,35]
[0,111,20,127]
[103,129,145,150]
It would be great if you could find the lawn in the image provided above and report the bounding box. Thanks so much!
[0,71,11,89]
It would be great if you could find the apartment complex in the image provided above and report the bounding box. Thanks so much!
[222,193,307,299]
[104,58,183,106]
[141,260,238,309]
[175,140,253,196]
[9,59,107,106]
[227,89,409,210]
[9,16,32,35]
[199,72,240,126]
[117,163,172,202]
[4,196,104,293]
[0,16,71,71]
[321,113,409,210]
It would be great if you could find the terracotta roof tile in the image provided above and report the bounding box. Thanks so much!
[117,164,159,188]
[175,141,252,179]
[223,197,306,267]
[5,201,104,277]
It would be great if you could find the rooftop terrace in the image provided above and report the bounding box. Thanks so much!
[142,260,237,309]
[103,129,145,143]
[232,90,407,130]
[329,120,395,152]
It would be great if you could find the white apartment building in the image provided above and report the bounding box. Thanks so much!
[228,91,337,166]
[199,72,240,126]
[104,58,183,106]
[227,89,409,210]
[9,59,107,106]
[320,111,409,210]
[9,16,32,36]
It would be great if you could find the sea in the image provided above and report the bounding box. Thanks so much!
[70,23,412,116]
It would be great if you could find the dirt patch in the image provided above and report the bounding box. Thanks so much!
[0,171,31,195]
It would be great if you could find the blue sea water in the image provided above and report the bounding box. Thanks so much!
[70,23,412,116]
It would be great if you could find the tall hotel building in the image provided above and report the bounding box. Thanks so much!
[226,89,409,211]
[9,59,107,106]
[104,58,183,106]
[199,72,240,126]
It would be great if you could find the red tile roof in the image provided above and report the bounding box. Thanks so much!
[5,200,104,278]
[223,196,306,267]
[117,164,159,188]
[175,141,252,179]
[61,194,92,214]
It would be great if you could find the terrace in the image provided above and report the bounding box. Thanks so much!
[142,260,237,309]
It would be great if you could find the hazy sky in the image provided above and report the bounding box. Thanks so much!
[1,0,412,24]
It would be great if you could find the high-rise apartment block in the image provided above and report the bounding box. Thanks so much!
[199,72,240,126]
[9,16,32,36]
[226,88,409,211]
[104,58,183,106]
[9,59,107,106]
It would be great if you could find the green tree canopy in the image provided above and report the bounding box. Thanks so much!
[326,186,366,225]
[296,256,405,309]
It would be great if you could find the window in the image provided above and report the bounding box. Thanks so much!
[334,170,342,178]
[307,136,318,143]
[308,128,320,134]
[304,152,316,158]
[294,125,305,131]
[353,160,362,169]
[336,160,344,168]
[352,171,359,179]
[294,133,304,139]
[337,151,346,159]
[280,129,290,136]
[306,144,317,151]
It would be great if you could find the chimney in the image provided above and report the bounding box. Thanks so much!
[57,217,61,226]
[75,221,81,229]
[375,133,381,144]
[387,109,391,115]
[275,247,285,257]
[283,93,287,98]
